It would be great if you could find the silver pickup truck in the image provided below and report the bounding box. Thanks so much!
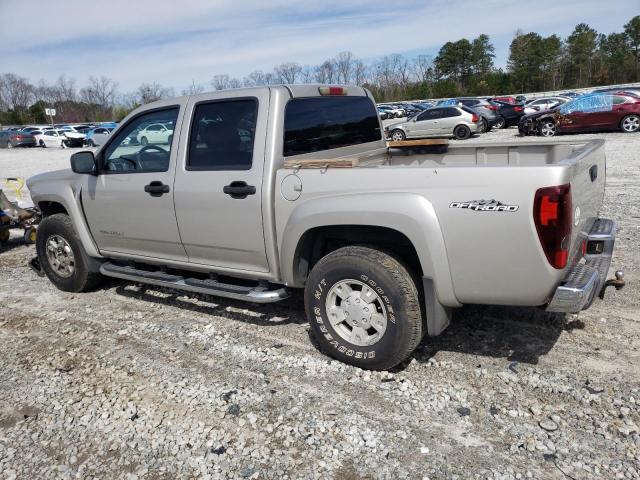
[27,85,625,370]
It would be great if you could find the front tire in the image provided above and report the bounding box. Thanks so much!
[39,140,45,148]
[140,136,148,146]
[539,120,557,137]
[620,115,640,133]
[36,214,103,292]
[305,246,423,370]
[453,125,471,140]
[390,129,406,142]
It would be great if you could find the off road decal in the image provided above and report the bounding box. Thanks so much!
[450,199,519,212]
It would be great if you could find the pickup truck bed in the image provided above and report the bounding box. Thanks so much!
[276,139,606,307]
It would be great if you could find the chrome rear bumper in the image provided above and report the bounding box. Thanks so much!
[546,218,622,313]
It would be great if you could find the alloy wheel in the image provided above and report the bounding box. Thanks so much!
[325,279,388,347]
[45,234,75,278]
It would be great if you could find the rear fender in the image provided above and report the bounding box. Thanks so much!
[280,193,460,307]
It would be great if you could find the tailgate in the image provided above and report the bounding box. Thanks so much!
[565,139,606,262]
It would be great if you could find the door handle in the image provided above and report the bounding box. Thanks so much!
[144,181,170,197]
[223,181,256,199]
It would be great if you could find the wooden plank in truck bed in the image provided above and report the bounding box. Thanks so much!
[283,158,359,169]
[387,138,449,147]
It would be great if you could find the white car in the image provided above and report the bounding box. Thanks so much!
[38,129,67,148]
[523,97,570,115]
[136,123,174,145]
[378,105,405,118]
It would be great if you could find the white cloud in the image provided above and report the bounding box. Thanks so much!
[0,0,632,91]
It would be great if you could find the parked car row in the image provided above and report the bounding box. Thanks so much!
[379,87,640,141]
[0,122,118,149]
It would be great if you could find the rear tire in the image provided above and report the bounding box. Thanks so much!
[7,141,12,149]
[305,246,423,370]
[36,214,103,292]
[39,140,45,148]
[390,129,406,142]
[494,116,506,129]
[620,115,640,133]
[453,125,471,140]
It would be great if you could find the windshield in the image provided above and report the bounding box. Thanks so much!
[559,94,613,115]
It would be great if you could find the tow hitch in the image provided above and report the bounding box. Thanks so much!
[599,270,625,299]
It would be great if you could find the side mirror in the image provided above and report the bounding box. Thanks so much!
[70,151,96,175]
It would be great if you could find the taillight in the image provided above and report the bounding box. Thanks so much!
[471,114,479,123]
[514,106,523,112]
[533,184,572,269]
[486,105,498,111]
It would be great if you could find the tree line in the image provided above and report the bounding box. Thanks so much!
[1,15,638,125]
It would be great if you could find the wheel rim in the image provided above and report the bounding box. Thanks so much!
[455,127,468,138]
[45,234,75,278]
[7,142,12,148]
[325,279,388,347]
[540,121,556,137]
[496,118,505,128]
[391,131,404,141]
[622,116,639,132]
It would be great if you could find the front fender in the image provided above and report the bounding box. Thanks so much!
[27,172,102,258]
[279,192,460,307]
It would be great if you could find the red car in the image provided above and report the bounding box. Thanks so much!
[518,93,640,137]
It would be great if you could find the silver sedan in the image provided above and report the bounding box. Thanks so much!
[386,106,481,140]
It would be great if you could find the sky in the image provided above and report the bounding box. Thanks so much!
[0,0,635,93]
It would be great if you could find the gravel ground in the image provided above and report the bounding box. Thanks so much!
[0,128,639,480]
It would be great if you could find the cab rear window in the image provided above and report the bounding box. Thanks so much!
[283,96,381,157]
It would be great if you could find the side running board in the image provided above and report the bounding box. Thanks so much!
[100,262,289,304]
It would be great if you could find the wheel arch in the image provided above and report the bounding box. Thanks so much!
[30,185,102,258]
[279,193,460,307]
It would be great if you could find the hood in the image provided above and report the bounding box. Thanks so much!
[520,107,558,122]
[27,168,75,190]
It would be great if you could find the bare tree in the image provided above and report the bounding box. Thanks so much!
[334,51,355,84]
[181,80,205,95]
[80,76,118,107]
[54,75,77,103]
[353,60,368,85]
[211,74,230,90]
[274,62,302,84]
[314,60,336,84]
[299,65,315,83]
[0,73,33,110]
[136,82,173,104]
[243,70,267,87]
[412,54,435,83]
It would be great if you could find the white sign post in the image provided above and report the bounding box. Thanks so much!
[45,108,56,128]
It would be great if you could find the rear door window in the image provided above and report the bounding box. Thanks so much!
[442,107,462,117]
[283,96,381,157]
[187,98,257,171]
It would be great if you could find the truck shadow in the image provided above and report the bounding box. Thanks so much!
[112,282,307,327]
[110,280,583,369]
[405,304,585,370]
